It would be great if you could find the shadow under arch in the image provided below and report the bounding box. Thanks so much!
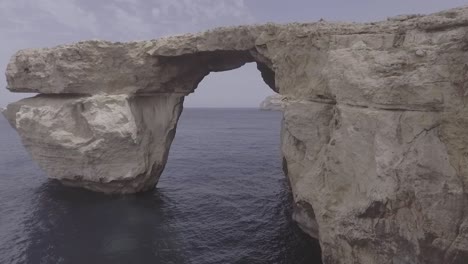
[140,48,277,96]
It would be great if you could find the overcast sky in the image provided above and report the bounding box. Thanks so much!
[0,0,467,108]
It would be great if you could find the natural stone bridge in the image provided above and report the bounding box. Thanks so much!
[3,6,468,264]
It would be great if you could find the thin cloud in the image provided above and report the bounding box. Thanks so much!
[34,0,99,35]
[115,0,140,4]
[0,0,99,35]
[151,0,254,28]
[108,4,152,39]
[144,0,254,36]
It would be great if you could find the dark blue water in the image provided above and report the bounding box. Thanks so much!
[0,108,321,264]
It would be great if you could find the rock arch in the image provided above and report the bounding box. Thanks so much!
[3,6,468,264]
[3,29,279,194]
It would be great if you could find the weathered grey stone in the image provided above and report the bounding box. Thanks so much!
[3,94,183,193]
[3,5,468,264]
[259,94,289,111]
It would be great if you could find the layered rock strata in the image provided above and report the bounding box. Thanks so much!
[3,6,468,264]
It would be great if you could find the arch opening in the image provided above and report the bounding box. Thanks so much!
[147,49,277,96]
[157,63,322,263]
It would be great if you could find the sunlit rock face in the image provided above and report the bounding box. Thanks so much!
[4,6,468,264]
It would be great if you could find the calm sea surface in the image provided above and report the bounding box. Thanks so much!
[0,108,321,264]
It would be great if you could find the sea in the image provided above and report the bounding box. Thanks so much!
[0,108,322,264]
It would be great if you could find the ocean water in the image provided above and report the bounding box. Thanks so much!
[0,108,322,264]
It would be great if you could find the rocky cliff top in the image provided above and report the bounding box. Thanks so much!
[6,6,468,97]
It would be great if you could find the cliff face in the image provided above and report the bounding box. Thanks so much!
[3,6,468,263]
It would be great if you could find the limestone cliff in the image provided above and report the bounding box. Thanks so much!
[3,6,468,264]
[259,94,288,111]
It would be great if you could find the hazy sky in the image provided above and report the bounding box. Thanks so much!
[0,0,466,108]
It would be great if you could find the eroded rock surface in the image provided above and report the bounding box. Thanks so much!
[3,94,183,193]
[259,94,289,111]
[3,6,468,264]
